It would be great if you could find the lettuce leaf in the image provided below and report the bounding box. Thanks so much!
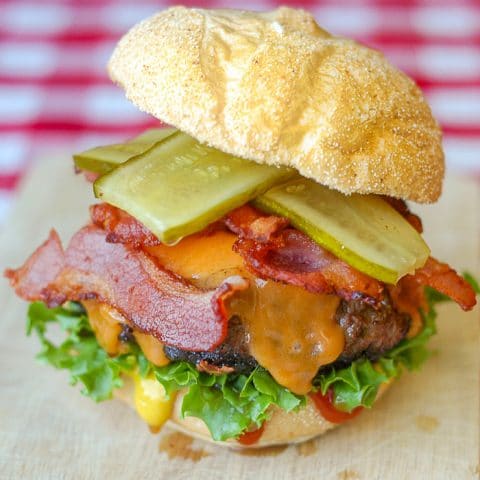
[26,302,136,401]
[463,272,480,294]
[153,361,304,440]
[25,274,477,441]
[315,287,441,412]
[26,302,303,440]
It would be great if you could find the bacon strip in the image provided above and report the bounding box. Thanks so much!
[227,206,477,310]
[233,228,384,302]
[225,204,289,241]
[91,203,383,302]
[227,205,383,302]
[5,230,65,301]
[5,225,248,351]
[388,276,427,337]
[413,257,476,311]
[83,203,477,310]
[90,203,161,246]
[91,203,226,246]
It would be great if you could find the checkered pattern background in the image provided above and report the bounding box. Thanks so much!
[1,0,479,228]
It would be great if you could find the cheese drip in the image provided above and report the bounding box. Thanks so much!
[83,230,344,395]
[82,301,169,366]
[82,302,174,430]
[82,300,124,355]
[133,331,170,366]
[149,230,345,394]
[229,282,343,395]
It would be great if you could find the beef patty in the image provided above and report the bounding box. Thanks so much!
[163,293,410,374]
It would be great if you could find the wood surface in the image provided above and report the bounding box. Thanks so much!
[0,157,478,480]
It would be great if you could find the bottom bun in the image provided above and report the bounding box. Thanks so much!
[114,377,391,449]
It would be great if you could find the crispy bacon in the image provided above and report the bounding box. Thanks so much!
[11,202,472,342]
[225,204,289,241]
[388,275,427,337]
[93,203,288,248]
[90,202,476,309]
[226,205,478,310]
[90,203,161,246]
[196,360,234,375]
[413,257,476,311]
[226,205,383,302]
[233,229,384,302]
[91,203,225,246]
[5,225,248,351]
[5,230,65,300]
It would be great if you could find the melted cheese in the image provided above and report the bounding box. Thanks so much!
[85,229,345,395]
[229,282,343,395]
[82,301,170,366]
[82,300,124,355]
[82,303,175,430]
[133,371,175,429]
[133,331,170,366]
[149,230,344,395]
[146,230,244,289]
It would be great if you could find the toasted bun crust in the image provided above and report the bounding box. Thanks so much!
[115,377,391,448]
[108,7,444,203]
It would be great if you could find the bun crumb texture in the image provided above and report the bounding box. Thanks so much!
[109,7,444,203]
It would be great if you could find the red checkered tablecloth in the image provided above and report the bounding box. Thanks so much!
[1,0,479,227]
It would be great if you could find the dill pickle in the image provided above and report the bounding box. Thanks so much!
[94,133,293,244]
[254,178,430,284]
[133,127,177,144]
[73,127,177,174]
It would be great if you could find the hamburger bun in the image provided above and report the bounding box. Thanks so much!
[114,376,392,448]
[108,6,444,203]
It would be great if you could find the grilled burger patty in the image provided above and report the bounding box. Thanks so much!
[163,293,410,374]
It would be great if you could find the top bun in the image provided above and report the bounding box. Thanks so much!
[108,7,444,203]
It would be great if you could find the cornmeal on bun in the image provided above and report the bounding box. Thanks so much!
[5,7,476,449]
[109,6,443,203]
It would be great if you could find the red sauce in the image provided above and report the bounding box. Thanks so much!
[237,424,265,445]
[310,389,363,424]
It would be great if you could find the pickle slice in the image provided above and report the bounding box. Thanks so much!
[254,178,430,284]
[133,127,177,144]
[73,128,177,174]
[94,133,293,244]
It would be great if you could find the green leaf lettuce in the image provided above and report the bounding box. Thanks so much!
[25,274,477,441]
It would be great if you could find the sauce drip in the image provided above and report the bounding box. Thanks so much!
[230,282,343,395]
[237,424,265,445]
[133,331,170,366]
[133,372,175,429]
[82,300,124,355]
[83,300,170,366]
[310,389,363,423]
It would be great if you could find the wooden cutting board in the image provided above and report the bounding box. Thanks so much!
[0,157,478,480]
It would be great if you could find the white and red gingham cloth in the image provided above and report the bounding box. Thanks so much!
[0,0,479,227]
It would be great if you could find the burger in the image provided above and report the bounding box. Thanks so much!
[5,7,477,448]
